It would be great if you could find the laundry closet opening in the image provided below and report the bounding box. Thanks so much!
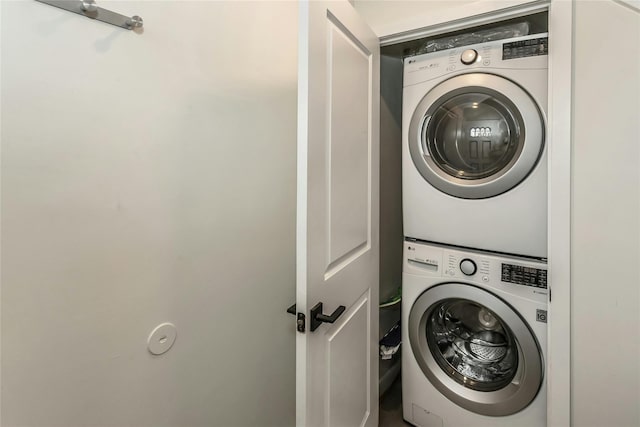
[375,8,549,420]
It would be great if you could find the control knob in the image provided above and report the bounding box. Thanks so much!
[459,258,477,276]
[460,49,478,65]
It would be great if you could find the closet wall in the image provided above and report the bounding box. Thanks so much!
[571,1,640,426]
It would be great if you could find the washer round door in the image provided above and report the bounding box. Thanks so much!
[408,283,544,416]
[408,73,545,199]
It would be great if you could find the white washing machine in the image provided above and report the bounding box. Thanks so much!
[403,34,548,258]
[402,240,547,427]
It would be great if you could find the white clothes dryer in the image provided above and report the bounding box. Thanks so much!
[402,240,548,427]
[403,34,548,258]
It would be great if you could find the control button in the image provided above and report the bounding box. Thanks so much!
[482,276,489,282]
[483,59,491,66]
[460,49,478,65]
[459,259,477,276]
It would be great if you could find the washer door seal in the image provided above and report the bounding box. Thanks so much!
[408,73,545,199]
[408,282,544,416]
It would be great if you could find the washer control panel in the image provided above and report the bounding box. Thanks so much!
[502,263,547,289]
[459,258,477,275]
[404,240,548,298]
[445,252,491,282]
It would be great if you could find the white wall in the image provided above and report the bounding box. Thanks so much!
[0,1,297,426]
[352,0,543,38]
[353,0,475,37]
[571,1,640,426]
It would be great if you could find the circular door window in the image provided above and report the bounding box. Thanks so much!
[408,73,545,199]
[427,299,519,392]
[408,283,543,416]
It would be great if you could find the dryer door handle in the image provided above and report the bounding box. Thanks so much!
[310,302,346,332]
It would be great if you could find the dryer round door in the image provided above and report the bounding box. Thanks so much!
[408,282,543,416]
[408,73,545,199]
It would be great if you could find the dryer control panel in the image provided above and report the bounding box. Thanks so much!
[502,36,548,60]
[403,33,549,88]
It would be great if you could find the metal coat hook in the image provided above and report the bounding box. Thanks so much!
[36,0,144,30]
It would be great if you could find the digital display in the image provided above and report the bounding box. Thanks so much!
[503,37,548,60]
[501,263,547,289]
[469,127,492,137]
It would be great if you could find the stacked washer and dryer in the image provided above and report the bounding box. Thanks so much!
[401,33,550,427]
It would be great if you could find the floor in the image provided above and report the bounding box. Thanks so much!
[379,376,412,427]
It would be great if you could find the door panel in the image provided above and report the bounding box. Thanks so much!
[297,1,380,426]
[326,13,373,276]
[327,292,370,427]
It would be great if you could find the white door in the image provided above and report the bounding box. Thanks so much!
[296,1,380,426]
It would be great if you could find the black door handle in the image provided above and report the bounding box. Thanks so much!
[310,302,346,332]
[287,304,296,315]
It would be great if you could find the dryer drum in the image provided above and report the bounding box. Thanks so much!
[407,73,545,199]
[423,91,524,181]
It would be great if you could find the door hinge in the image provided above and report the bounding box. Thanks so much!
[287,303,306,333]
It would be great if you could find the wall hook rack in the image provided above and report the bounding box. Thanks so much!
[35,0,143,30]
